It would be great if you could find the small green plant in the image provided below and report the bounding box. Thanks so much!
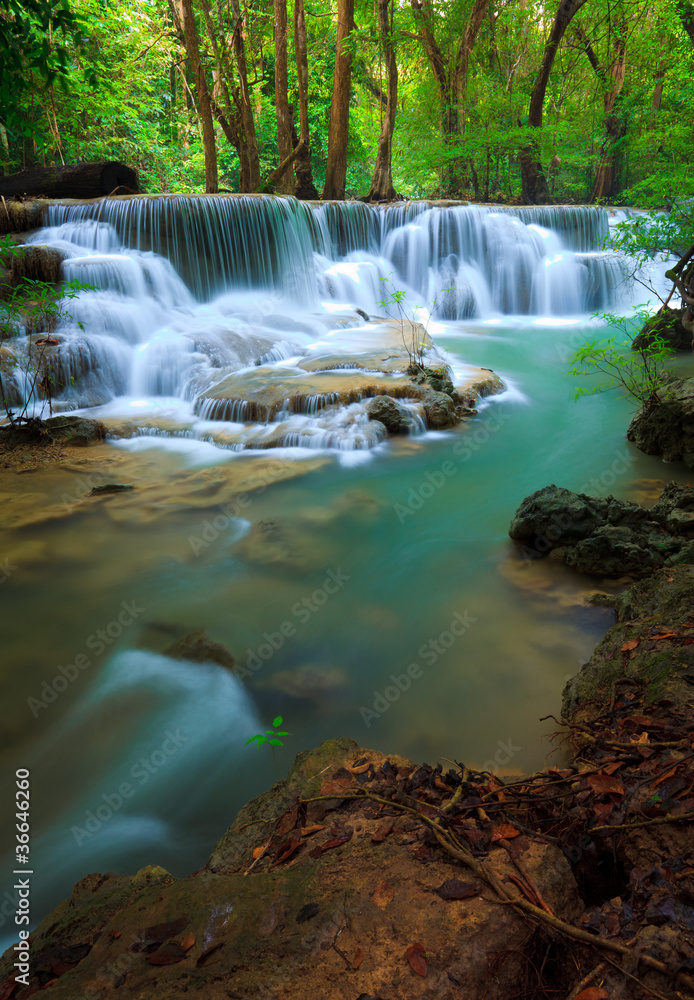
[568,310,677,413]
[379,274,449,373]
[245,716,290,779]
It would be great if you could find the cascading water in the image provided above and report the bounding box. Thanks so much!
[3,196,643,452]
[1,196,687,951]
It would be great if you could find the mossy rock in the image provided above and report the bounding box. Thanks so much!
[562,565,694,721]
[632,307,691,352]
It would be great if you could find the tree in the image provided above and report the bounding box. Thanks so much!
[170,0,219,193]
[322,0,355,200]
[0,0,87,136]
[365,0,397,201]
[408,0,492,196]
[293,0,319,199]
[274,0,294,194]
[520,0,590,204]
[574,7,629,202]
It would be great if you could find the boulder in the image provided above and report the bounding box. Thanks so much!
[0,415,105,448]
[365,394,415,433]
[632,306,692,352]
[509,482,694,577]
[3,739,582,1000]
[422,389,461,429]
[627,378,694,468]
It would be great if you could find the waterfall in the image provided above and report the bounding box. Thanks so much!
[8,196,638,450]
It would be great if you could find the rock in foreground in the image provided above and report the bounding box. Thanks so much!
[509,481,694,576]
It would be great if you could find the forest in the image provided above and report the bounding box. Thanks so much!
[4,0,694,205]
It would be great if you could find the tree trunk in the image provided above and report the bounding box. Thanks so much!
[293,0,319,199]
[519,0,589,204]
[175,0,219,193]
[274,0,294,193]
[576,18,628,202]
[453,0,492,125]
[229,0,260,191]
[365,0,398,201]
[322,0,355,200]
[409,0,458,194]
[0,161,140,198]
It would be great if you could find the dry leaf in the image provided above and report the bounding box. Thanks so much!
[435,879,482,900]
[371,823,394,843]
[252,843,269,860]
[373,880,393,909]
[491,823,520,841]
[111,930,121,939]
[277,806,299,836]
[352,948,364,970]
[405,943,428,977]
[574,988,609,1000]
[300,824,325,837]
[621,639,639,651]
[587,774,624,797]
[180,932,195,952]
[347,760,371,774]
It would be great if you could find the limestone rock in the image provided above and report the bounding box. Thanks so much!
[509,482,694,577]
[421,389,461,429]
[365,394,414,433]
[627,378,694,468]
[632,307,692,352]
[562,564,694,722]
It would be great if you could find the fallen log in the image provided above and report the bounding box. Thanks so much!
[0,161,140,199]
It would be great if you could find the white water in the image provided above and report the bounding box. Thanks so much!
[0,198,650,452]
[0,197,682,952]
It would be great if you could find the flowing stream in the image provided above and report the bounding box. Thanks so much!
[0,196,690,942]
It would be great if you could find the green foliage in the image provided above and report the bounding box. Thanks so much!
[245,715,290,779]
[2,0,694,201]
[0,0,88,134]
[568,312,677,411]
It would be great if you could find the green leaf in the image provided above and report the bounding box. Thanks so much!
[245,734,265,746]
[272,716,283,727]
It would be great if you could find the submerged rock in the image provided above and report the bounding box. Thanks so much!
[627,378,694,468]
[163,629,235,669]
[509,482,694,577]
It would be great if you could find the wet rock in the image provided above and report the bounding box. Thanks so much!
[254,664,348,701]
[89,483,134,496]
[163,629,235,669]
[365,395,414,433]
[627,378,694,468]
[8,243,65,286]
[422,389,461,429]
[632,306,692,352]
[562,563,694,723]
[509,482,694,577]
[0,738,582,1000]
[0,415,105,448]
